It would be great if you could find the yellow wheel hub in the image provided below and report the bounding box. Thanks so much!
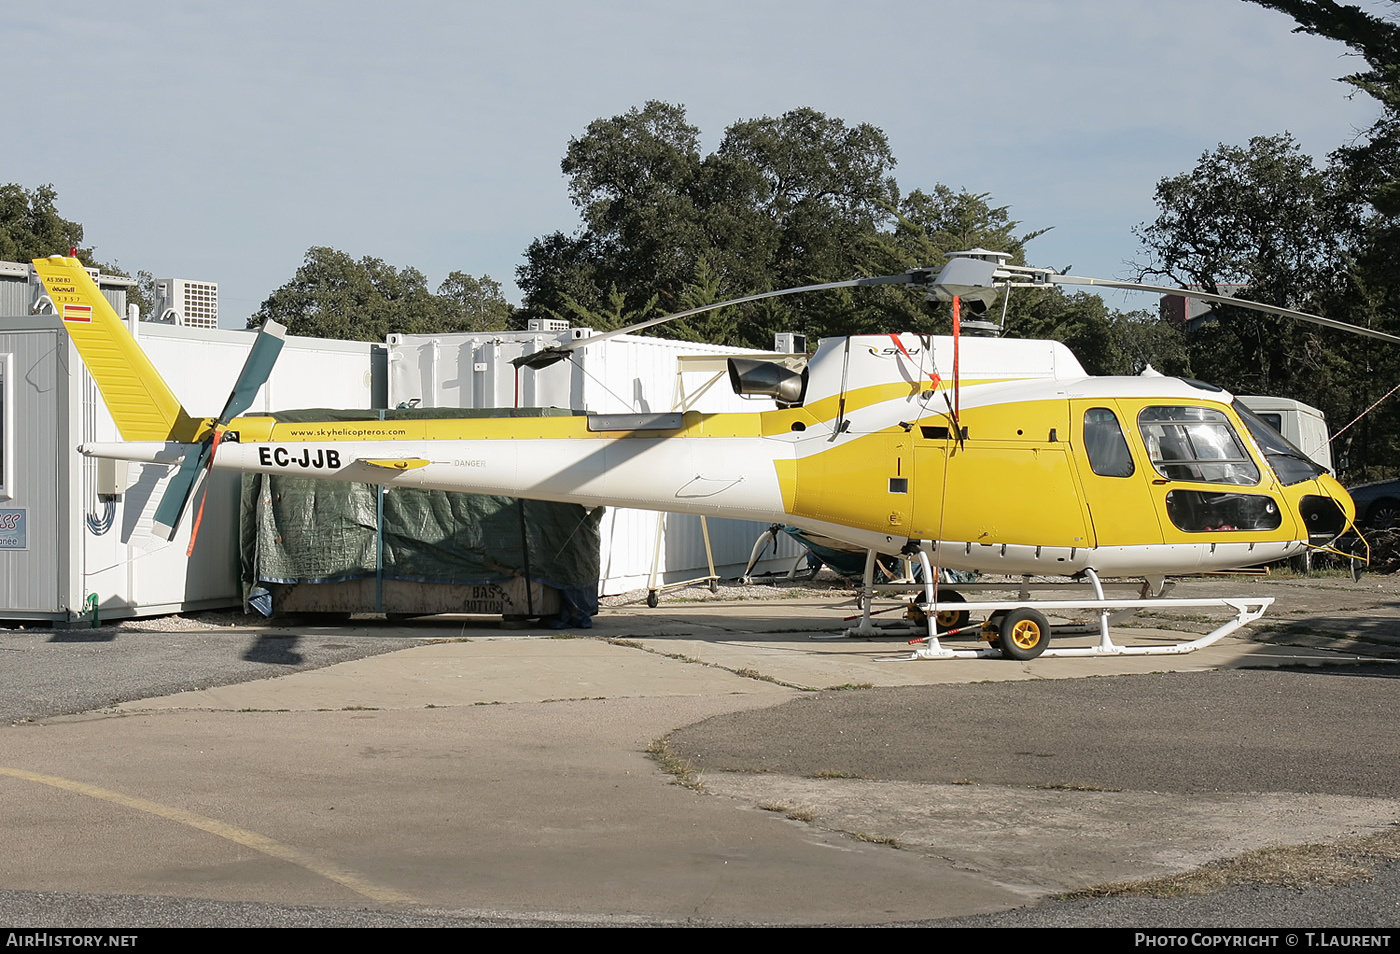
[1009,620,1042,650]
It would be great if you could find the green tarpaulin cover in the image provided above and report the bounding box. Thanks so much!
[239,408,603,597]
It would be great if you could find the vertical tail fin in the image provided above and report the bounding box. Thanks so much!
[31,256,198,442]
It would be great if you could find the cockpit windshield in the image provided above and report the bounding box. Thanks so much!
[1232,400,1328,486]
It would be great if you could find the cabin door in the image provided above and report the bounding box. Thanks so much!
[1070,400,1165,548]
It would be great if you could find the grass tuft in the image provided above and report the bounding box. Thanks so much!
[733,667,779,684]
[853,832,901,848]
[647,737,704,792]
[1035,781,1124,792]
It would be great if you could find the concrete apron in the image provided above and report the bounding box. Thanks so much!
[0,598,1388,924]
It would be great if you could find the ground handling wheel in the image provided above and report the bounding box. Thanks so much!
[997,608,1051,661]
[906,591,971,634]
[930,591,969,633]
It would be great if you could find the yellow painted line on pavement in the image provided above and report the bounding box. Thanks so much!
[0,765,418,905]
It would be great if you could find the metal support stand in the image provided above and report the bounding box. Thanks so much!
[643,355,737,607]
[909,548,959,657]
[645,514,719,607]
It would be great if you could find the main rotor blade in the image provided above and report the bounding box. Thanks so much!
[151,442,212,541]
[512,271,933,369]
[511,248,1400,368]
[1051,275,1400,347]
[218,320,287,422]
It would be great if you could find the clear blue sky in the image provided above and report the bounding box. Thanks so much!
[7,0,1381,326]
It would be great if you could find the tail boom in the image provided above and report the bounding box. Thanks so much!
[79,437,793,524]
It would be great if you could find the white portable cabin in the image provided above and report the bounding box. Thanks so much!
[0,310,382,624]
[1236,395,1332,472]
[386,328,804,593]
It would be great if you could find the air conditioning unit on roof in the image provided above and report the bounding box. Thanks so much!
[155,278,218,329]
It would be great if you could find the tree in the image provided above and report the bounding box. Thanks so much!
[562,100,706,306]
[252,247,513,340]
[517,102,908,348]
[876,185,1054,336]
[518,101,1187,373]
[0,182,156,316]
[1130,134,1362,405]
[435,271,514,333]
[1244,2,1400,214]
[1241,2,1400,474]
[1132,134,1353,308]
[0,183,90,264]
[893,185,1046,265]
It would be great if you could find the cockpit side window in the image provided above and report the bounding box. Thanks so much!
[1137,406,1260,485]
[1084,407,1134,477]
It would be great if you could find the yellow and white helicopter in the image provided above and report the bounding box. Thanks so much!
[32,251,1369,660]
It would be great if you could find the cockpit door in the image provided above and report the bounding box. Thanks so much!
[1127,402,1297,544]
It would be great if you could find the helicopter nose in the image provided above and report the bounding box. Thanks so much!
[1298,474,1354,544]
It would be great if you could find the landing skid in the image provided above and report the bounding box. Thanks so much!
[833,549,1273,660]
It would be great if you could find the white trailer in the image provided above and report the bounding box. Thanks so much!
[1236,395,1332,472]
[0,315,381,623]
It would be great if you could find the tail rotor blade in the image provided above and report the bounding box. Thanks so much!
[153,321,284,549]
[218,320,286,423]
[159,320,284,548]
[184,430,226,556]
[151,442,212,541]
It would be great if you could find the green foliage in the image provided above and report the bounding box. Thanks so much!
[252,247,513,340]
[517,102,1184,362]
[0,182,155,316]
[1132,134,1355,309]
[518,101,910,348]
[1130,133,1364,405]
[1163,3,1400,475]
[0,183,90,264]
[123,269,158,321]
[893,185,1047,267]
[1245,2,1400,218]
[874,185,1055,337]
